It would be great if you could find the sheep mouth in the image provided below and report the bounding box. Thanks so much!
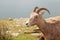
[26,24,35,27]
[26,25,30,27]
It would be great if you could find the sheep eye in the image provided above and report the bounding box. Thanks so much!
[35,16,38,19]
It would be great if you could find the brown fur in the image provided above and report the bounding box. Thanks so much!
[26,6,60,40]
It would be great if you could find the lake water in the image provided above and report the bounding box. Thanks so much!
[0,0,60,19]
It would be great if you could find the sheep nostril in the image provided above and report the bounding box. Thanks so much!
[26,23,28,25]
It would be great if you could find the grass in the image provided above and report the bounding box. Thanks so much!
[13,34,37,40]
[0,18,39,40]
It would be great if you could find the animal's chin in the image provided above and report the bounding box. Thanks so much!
[26,25,31,27]
[26,25,30,27]
[26,24,35,27]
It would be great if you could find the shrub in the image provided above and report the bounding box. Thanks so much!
[0,25,13,40]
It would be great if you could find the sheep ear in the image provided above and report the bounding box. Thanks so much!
[33,6,39,12]
[37,8,50,15]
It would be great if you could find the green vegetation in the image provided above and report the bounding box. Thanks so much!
[0,18,39,40]
[13,34,37,40]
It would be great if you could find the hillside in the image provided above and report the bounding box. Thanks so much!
[0,18,40,40]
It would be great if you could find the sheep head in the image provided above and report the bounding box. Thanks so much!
[26,6,50,27]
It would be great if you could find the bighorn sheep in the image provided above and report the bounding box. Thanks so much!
[25,6,60,40]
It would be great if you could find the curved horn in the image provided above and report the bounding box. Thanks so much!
[37,8,50,14]
[33,6,39,12]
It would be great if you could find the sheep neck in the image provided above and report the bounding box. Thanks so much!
[37,19,47,35]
